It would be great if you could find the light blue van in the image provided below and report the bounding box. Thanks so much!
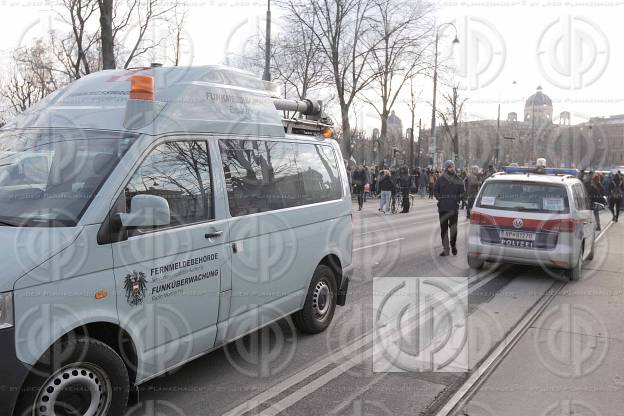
[0,66,352,416]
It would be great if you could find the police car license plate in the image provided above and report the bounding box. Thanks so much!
[500,230,536,241]
[499,230,536,248]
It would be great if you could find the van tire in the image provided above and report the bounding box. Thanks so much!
[292,265,337,334]
[15,337,129,416]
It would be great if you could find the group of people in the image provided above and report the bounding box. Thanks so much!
[349,165,412,213]
[347,163,495,220]
[582,170,624,228]
[348,161,624,257]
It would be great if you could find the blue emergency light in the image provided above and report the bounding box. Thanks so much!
[503,166,579,176]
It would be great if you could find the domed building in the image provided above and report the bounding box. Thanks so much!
[524,86,553,124]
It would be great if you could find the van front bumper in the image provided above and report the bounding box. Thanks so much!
[337,265,352,306]
[0,327,31,415]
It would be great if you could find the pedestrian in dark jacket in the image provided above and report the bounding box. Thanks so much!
[608,173,623,222]
[379,170,394,214]
[352,165,367,211]
[399,166,411,213]
[588,173,605,230]
[434,160,465,256]
[464,165,481,219]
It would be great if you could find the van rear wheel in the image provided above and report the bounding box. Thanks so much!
[292,265,337,334]
[15,338,129,416]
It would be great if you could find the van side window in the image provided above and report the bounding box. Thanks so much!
[219,139,299,216]
[295,143,342,203]
[219,139,342,217]
[125,140,213,226]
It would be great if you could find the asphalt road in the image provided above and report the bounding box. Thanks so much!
[130,197,610,416]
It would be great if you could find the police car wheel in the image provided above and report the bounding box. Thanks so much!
[586,240,595,261]
[292,265,337,334]
[467,255,485,270]
[16,338,129,416]
[568,249,583,282]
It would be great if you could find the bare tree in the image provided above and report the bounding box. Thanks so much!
[363,0,432,160]
[232,18,325,101]
[1,41,62,115]
[437,86,466,164]
[272,19,326,99]
[168,2,188,66]
[283,0,379,160]
[117,0,177,68]
[99,0,115,69]
[57,0,100,79]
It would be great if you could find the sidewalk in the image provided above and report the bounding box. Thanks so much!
[464,220,624,416]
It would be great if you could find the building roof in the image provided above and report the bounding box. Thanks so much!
[525,86,552,108]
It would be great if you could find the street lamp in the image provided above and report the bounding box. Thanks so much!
[495,80,518,167]
[430,22,459,168]
[262,0,271,81]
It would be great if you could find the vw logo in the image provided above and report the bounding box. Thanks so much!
[513,218,524,229]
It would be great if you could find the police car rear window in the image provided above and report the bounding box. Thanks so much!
[477,181,569,213]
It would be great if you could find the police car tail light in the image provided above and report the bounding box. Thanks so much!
[543,218,576,233]
[470,211,495,226]
[129,74,155,100]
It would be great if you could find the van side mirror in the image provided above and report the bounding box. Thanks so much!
[117,194,171,228]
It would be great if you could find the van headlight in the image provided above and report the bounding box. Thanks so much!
[0,292,14,330]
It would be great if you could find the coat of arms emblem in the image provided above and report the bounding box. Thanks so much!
[124,271,147,306]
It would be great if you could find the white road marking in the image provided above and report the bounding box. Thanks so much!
[255,273,501,416]
[222,272,501,416]
[353,238,404,252]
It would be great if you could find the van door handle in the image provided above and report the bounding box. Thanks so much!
[205,230,224,239]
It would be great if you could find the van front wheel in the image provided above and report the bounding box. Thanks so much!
[15,338,129,416]
[293,265,337,334]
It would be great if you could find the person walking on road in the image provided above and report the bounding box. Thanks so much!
[399,166,411,213]
[464,165,481,219]
[434,160,465,256]
[379,170,394,214]
[352,165,367,211]
[587,173,606,231]
[608,172,623,223]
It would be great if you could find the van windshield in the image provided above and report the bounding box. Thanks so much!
[476,181,570,213]
[0,130,136,227]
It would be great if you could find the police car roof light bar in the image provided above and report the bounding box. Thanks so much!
[503,166,580,176]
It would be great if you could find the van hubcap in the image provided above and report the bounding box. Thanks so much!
[34,363,112,416]
[312,280,331,321]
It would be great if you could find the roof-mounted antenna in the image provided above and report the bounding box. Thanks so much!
[273,98,322,118]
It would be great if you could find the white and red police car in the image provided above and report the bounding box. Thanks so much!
[467,161,598,281]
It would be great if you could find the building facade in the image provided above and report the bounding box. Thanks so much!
[421,87,624,170]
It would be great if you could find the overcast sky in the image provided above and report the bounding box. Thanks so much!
[1,0,622,133]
